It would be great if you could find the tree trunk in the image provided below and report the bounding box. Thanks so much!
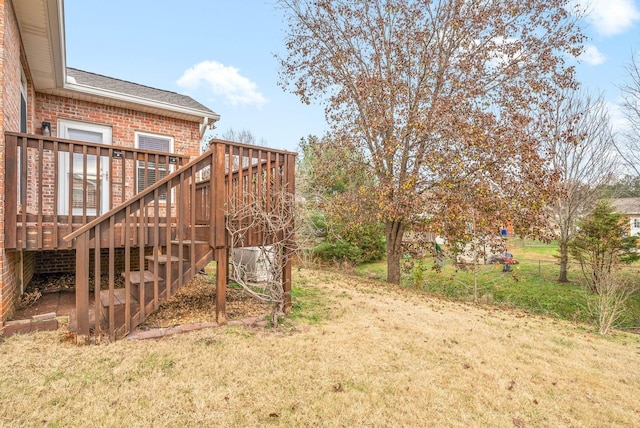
[558,239,569,283]
[385,220,405,284]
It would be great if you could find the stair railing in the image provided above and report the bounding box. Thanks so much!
[64,140,296,343]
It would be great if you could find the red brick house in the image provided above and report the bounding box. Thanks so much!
[0,0,295,341]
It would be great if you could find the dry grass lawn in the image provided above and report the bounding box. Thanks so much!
[1,268,639,427]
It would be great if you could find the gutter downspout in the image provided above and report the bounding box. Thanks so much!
[199,117,220,154]
[199,116,218,141]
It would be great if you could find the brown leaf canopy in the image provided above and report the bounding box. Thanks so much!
[279,0,585,241]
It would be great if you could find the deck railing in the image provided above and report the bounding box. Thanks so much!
[63,139,296,343]
[4,132,189,250]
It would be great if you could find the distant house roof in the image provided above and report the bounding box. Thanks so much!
[610,198,640,215]
[66,68,214,115]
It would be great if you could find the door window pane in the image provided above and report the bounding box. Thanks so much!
[57,120,112,215]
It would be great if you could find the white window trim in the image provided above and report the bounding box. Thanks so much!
[20,69,27,97]
[57,119,112,216]
[58,119,113,143]
[18,68,28,205]
[135,131,174,153]
[135,131,174,199]
[20,69,28,133]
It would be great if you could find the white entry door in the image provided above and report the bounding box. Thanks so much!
[57,120,112,216]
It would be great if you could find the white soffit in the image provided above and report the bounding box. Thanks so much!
[13,0,65,90]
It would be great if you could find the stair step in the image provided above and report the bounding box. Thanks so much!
[122,270,158,284]
[145,255,180,264]
[99,288,137,308]
[171,240,208,245]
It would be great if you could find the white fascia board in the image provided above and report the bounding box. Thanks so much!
[63,81,221,122]
[48,0,66,87]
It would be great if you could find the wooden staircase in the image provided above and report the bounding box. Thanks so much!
[97,240,214,339]
[64,139,296,343]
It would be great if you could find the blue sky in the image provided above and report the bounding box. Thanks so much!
[64,0,325,152]
[64,0,640,153]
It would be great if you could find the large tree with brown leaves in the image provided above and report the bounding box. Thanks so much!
[278,0,585,283]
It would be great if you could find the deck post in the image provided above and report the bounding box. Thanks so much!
[208,146,216,248]
[5,134,17,249]
[75,233,90,344]
[212,142,228,324]
[283,153,296,312]
[214,143,226,248]
[215,247,227,324]
[282,251,292,313]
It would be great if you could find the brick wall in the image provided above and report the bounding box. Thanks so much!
[29,94,202,216]
[35,94,201,158]
[33,247,157,275]
[0,0,29,322]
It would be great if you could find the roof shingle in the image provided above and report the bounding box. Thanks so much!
[66,68,216,116]
[610,198,640,215]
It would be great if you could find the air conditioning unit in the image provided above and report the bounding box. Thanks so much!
[232,246,274,283]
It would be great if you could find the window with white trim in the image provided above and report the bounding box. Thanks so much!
[632,218,640,229]
[135,132,174,198]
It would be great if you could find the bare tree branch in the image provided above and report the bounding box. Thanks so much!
[542,89,618,282]
[225,190,297,326]
[617,51,640,176]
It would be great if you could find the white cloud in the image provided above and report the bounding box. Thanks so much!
[177,61,267,108]
[584,0,640,36]
[580,44,606,65]
[606,100,630,134]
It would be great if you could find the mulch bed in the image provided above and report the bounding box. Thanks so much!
[139,273,271,328]
[19,272,271,327]
[27,272,126,294]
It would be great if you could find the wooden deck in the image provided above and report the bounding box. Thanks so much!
[4,132,189,251]
[14,221,185,250]
[5,133,296,342]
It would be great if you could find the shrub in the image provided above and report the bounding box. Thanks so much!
[313,241,364,265]
[340,222,386,263]
[584,272,635,335]
[569,201,640,334]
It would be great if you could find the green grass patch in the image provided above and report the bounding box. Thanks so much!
[510,239,559,260]
[289,282,328,325]
[551,337,576,349]
[355,260,387,280]
[354,239,640,329]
